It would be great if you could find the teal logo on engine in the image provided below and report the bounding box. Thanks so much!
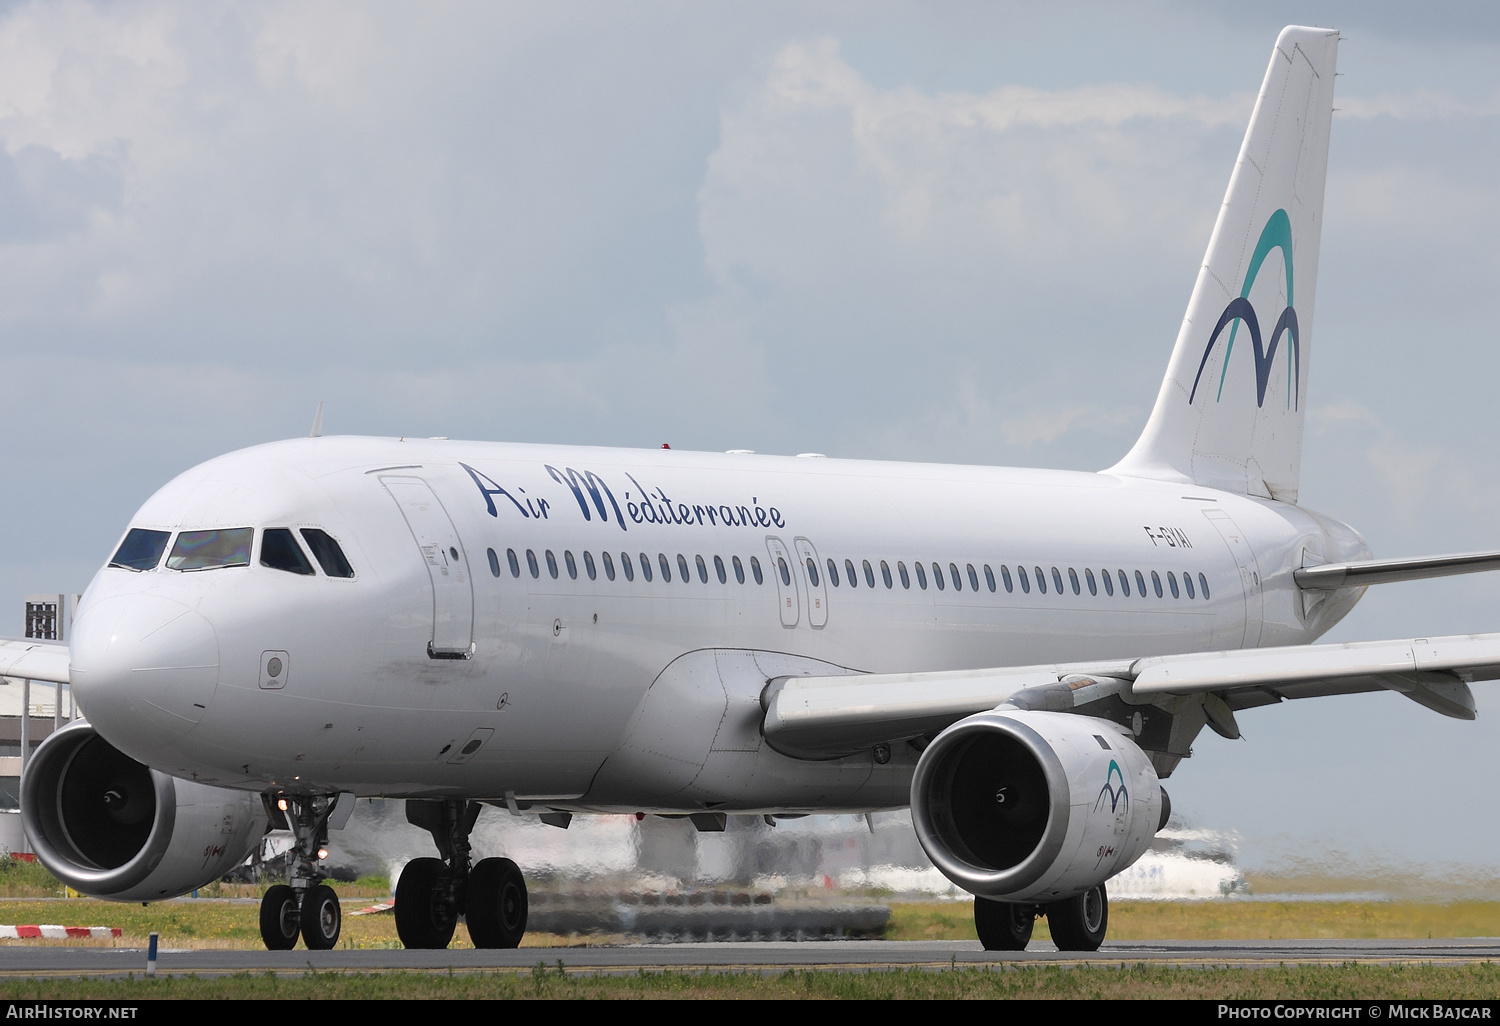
[1095,759,1128,814]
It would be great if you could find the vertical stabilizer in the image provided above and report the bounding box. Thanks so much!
[1107,26,1337,504]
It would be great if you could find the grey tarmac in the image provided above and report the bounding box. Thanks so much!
[0,939,1497,978]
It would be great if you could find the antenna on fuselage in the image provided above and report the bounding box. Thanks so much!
[309,401,325,438]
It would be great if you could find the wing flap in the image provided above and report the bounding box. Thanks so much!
[1130,633,1500,699]
[0,639,70,685]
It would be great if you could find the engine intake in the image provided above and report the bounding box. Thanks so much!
[911,709,1161,902]
[21,720,263,902]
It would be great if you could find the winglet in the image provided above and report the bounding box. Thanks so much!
[309,401,325,439]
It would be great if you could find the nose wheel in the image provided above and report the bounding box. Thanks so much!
[257,792,345,951]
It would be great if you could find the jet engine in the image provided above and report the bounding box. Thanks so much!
[21,720,263,902]
[910,709,1163,902]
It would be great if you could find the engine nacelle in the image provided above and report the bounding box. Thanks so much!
[20,720,264,902]
[911,709,1162,902]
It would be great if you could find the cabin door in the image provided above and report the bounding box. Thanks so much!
[382,477,475,657]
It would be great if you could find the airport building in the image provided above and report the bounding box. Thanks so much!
[0,595,78,853]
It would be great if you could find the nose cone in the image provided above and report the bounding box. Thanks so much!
[71,594,220,751]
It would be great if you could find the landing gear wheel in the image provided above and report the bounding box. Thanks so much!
[974,898,1034,951]
[302,884,342,950]
[396,856,457,949]
[259,884,300,951]
[1046,883,1108,951]
[467,857,528,948]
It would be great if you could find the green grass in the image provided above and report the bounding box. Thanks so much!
[1,964,1499,999]
[883,900,1500,943]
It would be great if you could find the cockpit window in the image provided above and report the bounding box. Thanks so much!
[109,528,171,571]
[300,529,355,578]
[166,528,253,571]
[261,529,314,576]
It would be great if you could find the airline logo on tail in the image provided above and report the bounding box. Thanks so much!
[1188,209,1300,410]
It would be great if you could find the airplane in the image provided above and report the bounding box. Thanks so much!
[4,24,1500,954]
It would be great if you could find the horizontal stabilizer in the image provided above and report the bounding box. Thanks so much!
[0,639,70,685]
[1295,550,1500,590]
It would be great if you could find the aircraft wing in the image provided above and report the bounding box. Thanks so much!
[761,631,1500,759]
[0,639,71,685]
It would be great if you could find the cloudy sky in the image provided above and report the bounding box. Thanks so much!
[4,0,1500,874]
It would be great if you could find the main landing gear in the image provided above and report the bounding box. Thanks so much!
[258,793,344,951]
[974,882,1109,953]
[397,799,528,950]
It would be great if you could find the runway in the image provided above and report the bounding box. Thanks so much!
[0,939,1497,978]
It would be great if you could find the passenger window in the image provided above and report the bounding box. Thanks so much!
[262,529,315,576]
[695,554,708,583]
[1199,572,1210,600]
[1101,569,1113,596]
[917,562,931,590]
[864,560,876,588]
[1168,571,1179,598]
[677,553,690,583]
[1068,568,1080,595]
[909,562,921,589]
[485,547,501,578]
[1184,572,1195,599]
[660,554,673,582]
[639,553,653,582]
[827,558,839,587]
[777,557,791,586]
[882,560,894,589]
[715,555,727,584]
[1035,567,1046,595]
[603,551,615,581]
[168,528,254,571]
[949,563,961,591]
[584,551,597,581]
[546,550,559,579]
[507,548,521,578]
[1084,568,1096,596]
[967,564,979,591]
[1051,567,1064,594]
[1135,570,1147,597]
[621,552,635,582]
[110,528,170,571]
[1018,565,1030,593]
[983,564,995,592]
[1000,565,1012,593]
[751,556,764,584]
[846,559,858,588]
[564,551,578,580]
[733,555,746,584]
[806,558,820,587]
[1148,570,1161,598]
[300,529,354,578]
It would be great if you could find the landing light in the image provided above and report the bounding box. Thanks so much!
[276,798,288,812]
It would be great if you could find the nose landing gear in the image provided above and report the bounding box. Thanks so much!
[398,799,529,949]
[257,792,344,951]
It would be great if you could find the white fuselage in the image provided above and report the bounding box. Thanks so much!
[68,436,1369,813]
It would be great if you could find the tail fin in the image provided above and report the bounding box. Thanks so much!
[1108,26,1338,504]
